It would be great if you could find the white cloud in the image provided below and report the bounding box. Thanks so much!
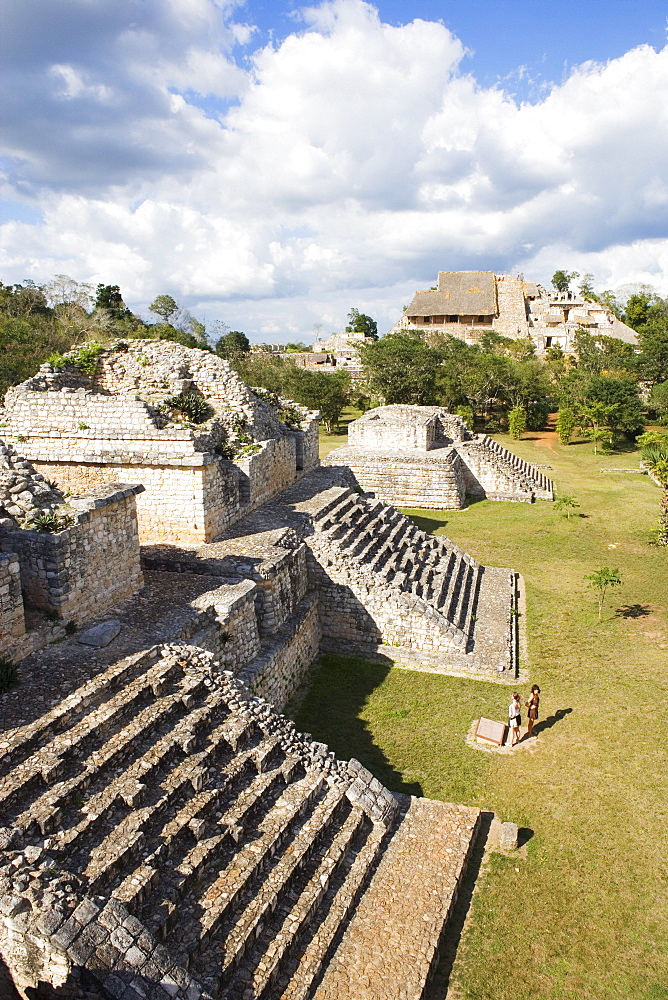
[1,0,668,339]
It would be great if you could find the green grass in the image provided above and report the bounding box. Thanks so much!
[296,428,668,1000]
[318,405,361,458]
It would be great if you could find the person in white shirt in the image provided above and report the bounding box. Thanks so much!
[508,692,522,746]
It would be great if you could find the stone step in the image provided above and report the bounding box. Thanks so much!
[149,760,310,942]
[16,684,199,840]
[209,785,356,991]
[311,489,356,526]
[0,656,186,825]
[125,746,263,921]
[274,822,387,1000]
[84,729,275,896]
[0,648,164,782]
[218,803,370,999]
[166,770,326,964]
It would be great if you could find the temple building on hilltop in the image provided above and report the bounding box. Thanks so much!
[391,270,638,353]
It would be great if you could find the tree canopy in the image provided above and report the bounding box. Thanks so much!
[346,308,378,340]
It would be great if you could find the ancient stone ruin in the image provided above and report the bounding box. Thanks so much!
[0,342,539,998]
[391,268,638,352]
[2,340,319,545]
[325,405,554,508]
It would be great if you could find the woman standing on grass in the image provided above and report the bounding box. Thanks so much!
[508,693,522,746]
[526,685,540,737]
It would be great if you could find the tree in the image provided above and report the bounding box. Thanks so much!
[295,370,351,432]
[554,494,580,520]
[556,407,577,445]
[640,439,668,545]
[359,333,442,404]
[149,295,178,323]
[579,402,616,454]
[584,567,622,621]
[508,406,526,440]
[636,324,668,386]
[285,342,312,352]
[346,308,378,340]
[44,274,94,311]
[649,381,668,421]
[216,330,250,358]
[578,273,596,299]
[552,270,579,293]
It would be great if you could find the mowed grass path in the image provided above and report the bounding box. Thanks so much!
[295,428,668,1000]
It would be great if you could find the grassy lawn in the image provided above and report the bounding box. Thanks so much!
[318,404,361,458]
[298,426,668,1000]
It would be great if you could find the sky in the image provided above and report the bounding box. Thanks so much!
[1,0,667,342]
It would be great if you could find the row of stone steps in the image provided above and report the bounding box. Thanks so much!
[478,436,554,495]
[0,648,403,1000]
[311,487,481,646]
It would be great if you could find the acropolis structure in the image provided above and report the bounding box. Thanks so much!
[391,270,638,352]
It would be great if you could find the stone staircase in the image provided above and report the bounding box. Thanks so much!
[308,486,483,653]
[457,435,554,501]
[0,644,479,1000]
[493,274,529,337]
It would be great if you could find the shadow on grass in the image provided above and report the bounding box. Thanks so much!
[404,512,449,534]
[616,603,652,618]
[518,826,534,848]
[533,707,573,736]
[293,653,424,797]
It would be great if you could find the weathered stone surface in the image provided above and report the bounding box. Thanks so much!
[77,620,122,647]
[0,644,480,1000]
[499,821,519,850]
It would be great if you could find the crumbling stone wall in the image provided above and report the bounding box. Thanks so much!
[2,342,321,545]
[0,554,25,660]
[0,484,144,624]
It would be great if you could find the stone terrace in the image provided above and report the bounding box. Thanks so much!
[142,467,519,677]
[0,644,479,1000]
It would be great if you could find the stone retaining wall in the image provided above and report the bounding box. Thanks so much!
[0,553,25,660]
[0,484,144,624]
[325,447,467,508]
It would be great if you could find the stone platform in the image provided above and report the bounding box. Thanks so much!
[0,644,479,1000]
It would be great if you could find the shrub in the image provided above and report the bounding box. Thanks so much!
[163,392,213,424]
[556,407,577,445]
[72,342,104,374]
[455,405,474,429]
[278,405,303,429]
[508,406,527,440]
[30,511,75,533]
[0,658,19,693]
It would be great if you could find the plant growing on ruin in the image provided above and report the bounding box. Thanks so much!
[0,657,19,693]
[278,405,302,430]
[16,434,25,443]
[163,392,213,424]
[72,342,104,374]
[77,422,89,430]
[30,511,75,533]
[554,494,580,520]
[584,566,622,621]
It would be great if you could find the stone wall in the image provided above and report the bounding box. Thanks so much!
[238,593,321,709]
[0,553,25,660]
[0,484,144,624]
[27,459,241,545]
[237,436,298,510]
[325,447,467,509]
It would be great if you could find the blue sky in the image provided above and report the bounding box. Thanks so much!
[1,0,667,341]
